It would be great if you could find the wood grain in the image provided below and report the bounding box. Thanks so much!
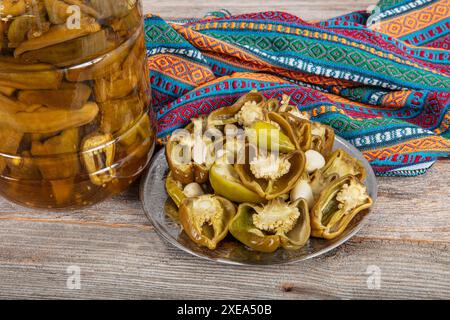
[1,0,450,300]
[1,159,448,299]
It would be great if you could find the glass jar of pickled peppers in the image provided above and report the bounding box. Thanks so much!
[0,0,156,209]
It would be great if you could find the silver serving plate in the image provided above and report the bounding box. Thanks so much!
[140,136,378,265]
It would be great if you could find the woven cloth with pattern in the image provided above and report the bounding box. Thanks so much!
[144,0,450,177]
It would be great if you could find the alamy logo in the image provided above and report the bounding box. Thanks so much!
[366,265,381,290]
[367,5,382,31]
[66,265,81,290]
[66,5,81,30]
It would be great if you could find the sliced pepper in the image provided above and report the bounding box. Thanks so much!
[31,128,80,204]
[308,149,367,200]
[311,122,335,157]
[120,113,155,160]
[311,175,373,240]
[93,35,144,103]
[323,149,366,181]
[220,127,246,164]
[7,15,34,47]
[0,21,5,47]
[81,133,116,186]
[0,86,16,96]
[94,64,138,103]
[247,112,297,153]
[166,135,207,185]
[0,127,23,174]
[17,82,92,109]
[99,94,144,135]
[209,161,265,204]
[0,21,4,47]
[266,98,280,113]
[21,29,118,67]
[165,171,187,208]
[229,198,310,253]
[166,171,206,208]
[44,0,75,25]
[107,3,142,37]
[207,90,266,128]
[235,144,305,200]
[64,0,101,19]
[165,119,218,185]
[279,94,310,119]
[6,150,41,180]
[88,0,134,19]
[309,169,339,200]
[14,17,101,57]
[179,194,236,250]
[0,93,29,113]
[278,113,332,155]
[1,0,27,17]
[44,0,99,23]
[0,68,62,90]
[24,0,50,41]
[65,28,137,81]
[0,58,54,71]
[0,102,99,134]
[280,113,312,151]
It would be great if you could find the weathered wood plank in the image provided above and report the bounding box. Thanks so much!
[0,225,449,299]
[0,0,449,300]
[0,160,448,299]
[143,0,377,21]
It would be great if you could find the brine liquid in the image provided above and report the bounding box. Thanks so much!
[0,1,157,208]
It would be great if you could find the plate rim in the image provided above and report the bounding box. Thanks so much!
[140,136,378,266]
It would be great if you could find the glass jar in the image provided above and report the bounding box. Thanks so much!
[0,0,156,209]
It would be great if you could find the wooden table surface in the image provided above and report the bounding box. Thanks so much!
[1,0,450,300]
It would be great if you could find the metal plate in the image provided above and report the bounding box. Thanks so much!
[140,136,378,265]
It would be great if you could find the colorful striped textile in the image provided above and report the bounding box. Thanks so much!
[144,1,450,176]
[368,0,449,49]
